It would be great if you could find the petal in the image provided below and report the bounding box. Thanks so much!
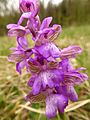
[47,56,56,62]
[7,24,18,29]
[28,61,41,73]
[36,43,60,58]
[57,85,78,102]
[17,37,28,49]
[18,12,32,25]
[35,29,50,46]
[35,44,50,58]
[25,88,53,103]
[59,59,73,72]
[8,26,26,37]
[16,62,21,74]
[27,77,35,87]
[27,18,38,38]
[47,24,62,41]
[64,72,88,85]
[25,91,46,103]
[40,17,52,30]
[57,94,68,113]
[46,94,57,119]
[35,25,61,45]
[8,51,25,62]
[48,61,59,69]
[40,70,63,89]
[32,77,41,95]
[50,43,61,58]
[51,69,64,84]
[16,61,26,74]
[61,45,82,59]
[39,71,54,89]
[46,94,68,119]
[66,86,78,102]
[76,67,86,71]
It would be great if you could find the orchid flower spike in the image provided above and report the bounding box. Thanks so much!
[7,0,88,119]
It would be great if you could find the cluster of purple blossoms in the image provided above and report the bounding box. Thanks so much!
[7,0,88,119]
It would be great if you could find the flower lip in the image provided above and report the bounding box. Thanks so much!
[45,94,68,119]
[28,68,64,95]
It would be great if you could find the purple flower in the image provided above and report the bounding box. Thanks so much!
[17,12,40,38]
[27,15,41,38]
[25,88,68,119]
[27,59,63,95]
[32,18,62,58]
[19,0,40,14]
[6,0,88,119]
[35,18,62,45]
[46,94,68,119]
[55,59,88,102]
[8,37,32,74]
[18,0,41,38]
[31,70,63,95]
[60,59,88,85]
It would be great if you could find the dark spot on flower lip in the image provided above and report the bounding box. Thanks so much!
[53,88,57,94]
[26,2,31,9]
[26,49,32,52]
[44,33,48,39]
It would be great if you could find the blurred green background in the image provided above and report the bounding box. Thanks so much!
[0,0,90,120]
